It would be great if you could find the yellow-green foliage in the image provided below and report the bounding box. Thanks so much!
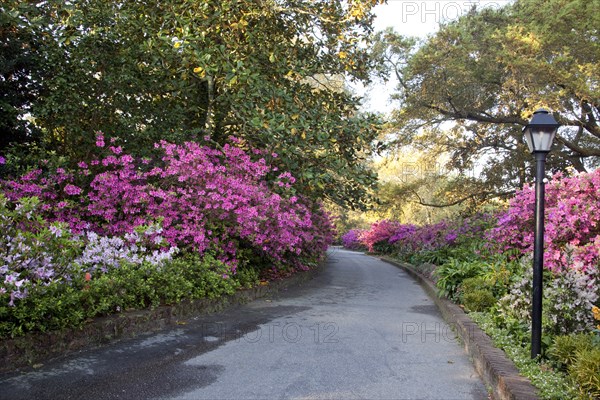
[549,333,595,371]
[548,333,600,399]
[570,347,600,399]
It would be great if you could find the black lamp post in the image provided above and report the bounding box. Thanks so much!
[522,108,560,359]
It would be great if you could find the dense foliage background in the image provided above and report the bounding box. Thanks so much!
[369,0,600,210]
[1,0,383,209]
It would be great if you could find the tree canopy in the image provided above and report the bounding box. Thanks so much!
[1,0,384,209]
[374,0,600,205]
[0,7,43,150]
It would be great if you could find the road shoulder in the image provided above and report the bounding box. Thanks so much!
[379,256,540,400]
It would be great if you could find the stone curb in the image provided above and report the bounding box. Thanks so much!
[379,256,540,400]
[0,263,323,374]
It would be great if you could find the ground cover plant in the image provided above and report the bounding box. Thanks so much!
[342,169,600,399]
[0,136,334,338]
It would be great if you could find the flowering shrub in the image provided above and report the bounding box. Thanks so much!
[0,135,333,337]
[0,195,179,306]
[497,259,599,337]
[347,169,600,274]
[408,221,452,251]
[0,250,242,338]
[0,193,258,339]
[388,224,417,245]
[301,202,336,267]
[74,224,179,275]
[358,220,401,252]
[1,134,334,273]
[545,268,599,335]
[0,186,329,338]
[344,213,494,260]
[488,169,600,272]
[0,196,82,306]
[341,229,364,249]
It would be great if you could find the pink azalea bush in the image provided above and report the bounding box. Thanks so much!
[398,221,451,252]
[488,169,600,272]
[359,220,402,252]
[388,224,417,244]
[346,214,493,257]
[341,229,364,250]
[1,134,334,336]
[1,134,334,274]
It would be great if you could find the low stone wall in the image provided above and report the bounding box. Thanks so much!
[0,264,322,373]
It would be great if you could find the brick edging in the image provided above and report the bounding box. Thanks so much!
[379,256,540,400]
[0,263,323,374]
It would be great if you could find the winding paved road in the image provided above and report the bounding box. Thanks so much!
[0,248,488,399]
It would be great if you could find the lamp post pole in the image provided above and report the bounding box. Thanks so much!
[531,151,546,358]
[522,108,560,359]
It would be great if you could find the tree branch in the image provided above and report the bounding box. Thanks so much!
[425,103,527,125]
[409,188,514,208]
[553,135,600,157]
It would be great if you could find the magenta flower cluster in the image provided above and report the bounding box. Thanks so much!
[342,216,488,255]
[2,134,334,273]
[357,220,402,252]
[488,169,600,272]
[341,229,364,250]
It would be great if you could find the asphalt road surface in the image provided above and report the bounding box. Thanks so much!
[0,248,488,400]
